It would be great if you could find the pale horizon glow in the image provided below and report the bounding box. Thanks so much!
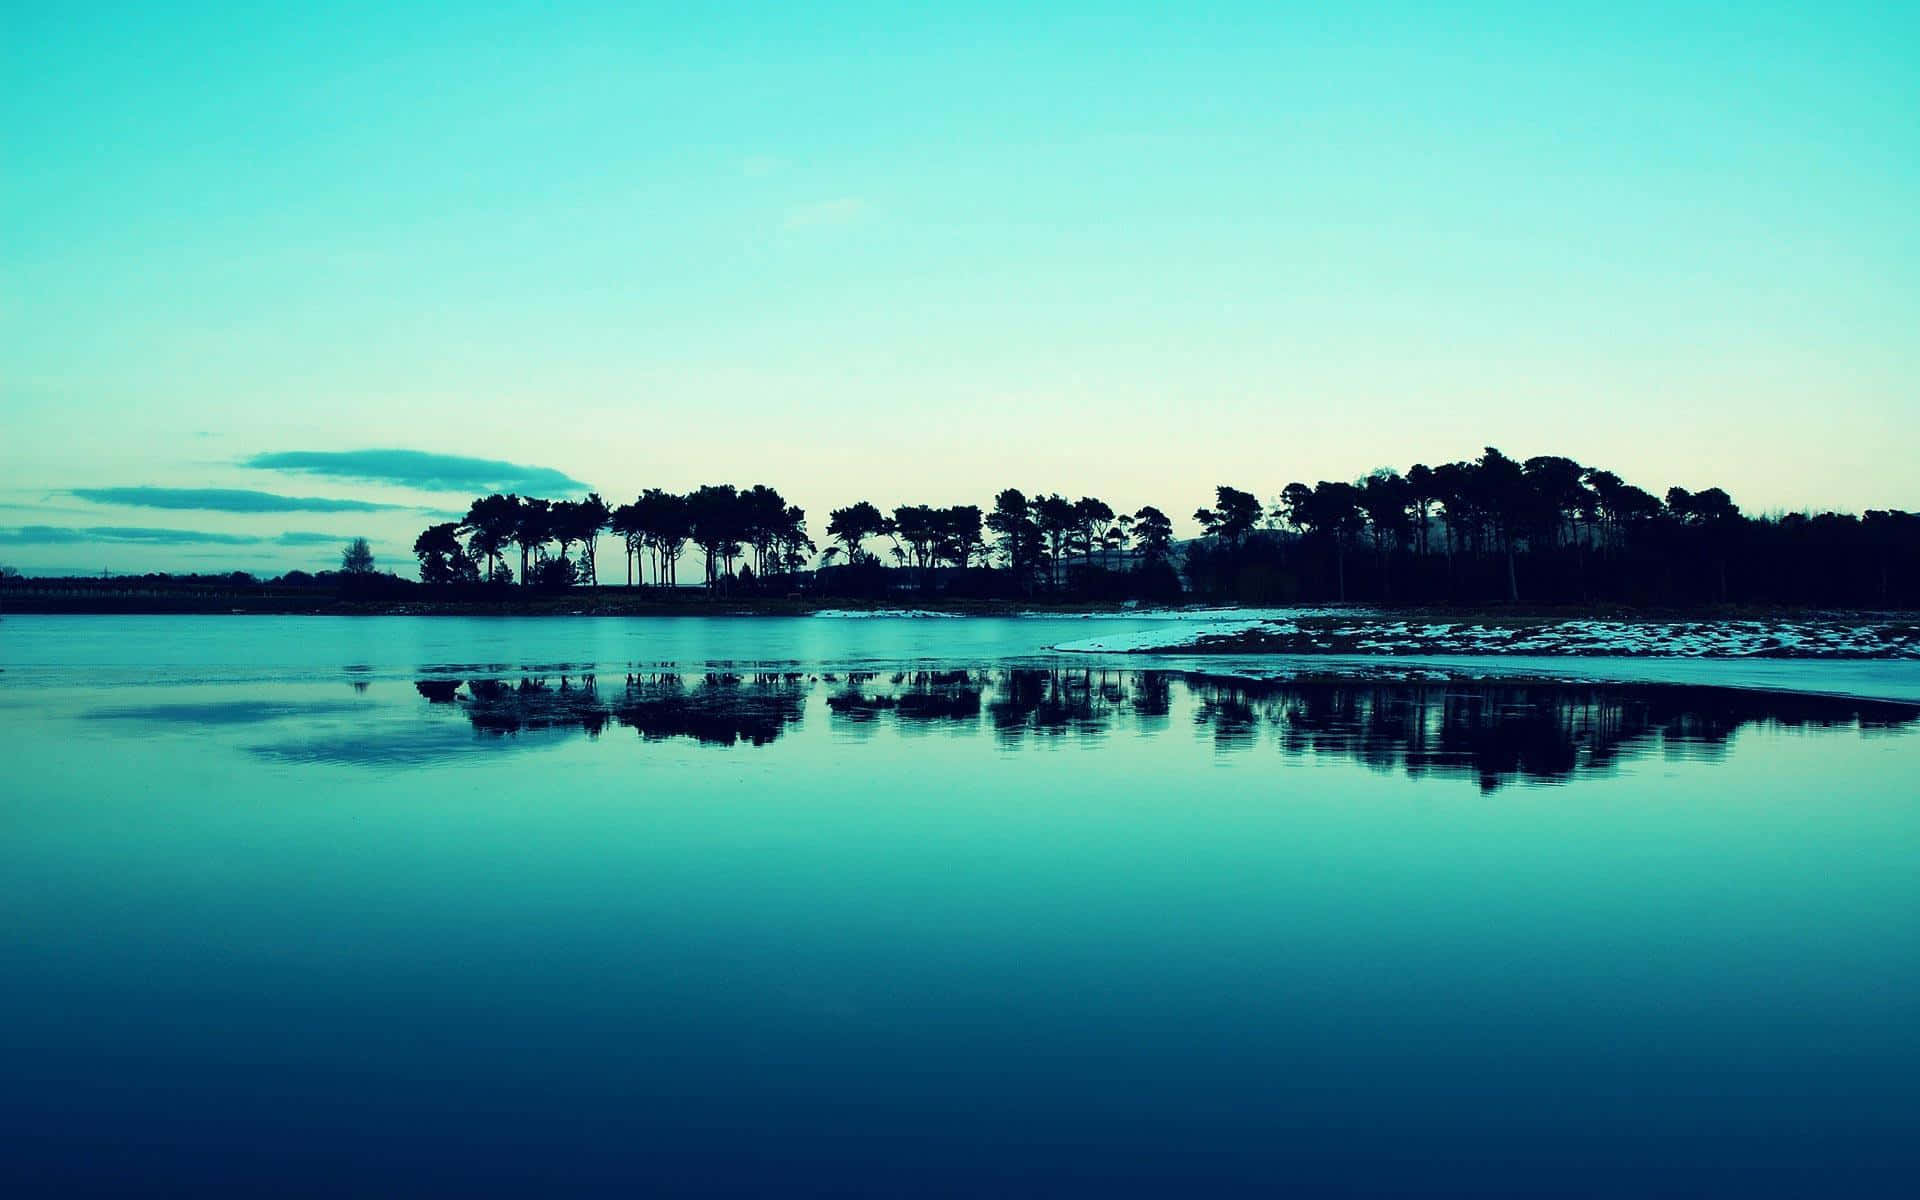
[4,1,1916,574]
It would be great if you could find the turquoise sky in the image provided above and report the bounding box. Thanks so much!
[4,2,1916,574]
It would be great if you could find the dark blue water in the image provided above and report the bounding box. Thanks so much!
[4,618,1919,1195]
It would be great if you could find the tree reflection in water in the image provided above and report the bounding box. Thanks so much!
[827,670,984,736]
[411,668,1917,791]
[419,671,807,747]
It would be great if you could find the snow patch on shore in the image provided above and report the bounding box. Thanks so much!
[811,609,963,619]
[1055,621,1296,653]
[810,605,1376,623]
[1022,606,1374,622]
[1056,616,1920,659]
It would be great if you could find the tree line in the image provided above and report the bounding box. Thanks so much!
[1189,447,1920,607]
[415,486,812,591]
[411,448,1920,607]
[412,485,1185,599]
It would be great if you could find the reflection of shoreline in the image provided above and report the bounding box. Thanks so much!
[402,669,1920,791]
[434,672,810,747]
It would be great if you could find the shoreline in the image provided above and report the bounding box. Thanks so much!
[0,596,1136,618]
[5,589,1917,623]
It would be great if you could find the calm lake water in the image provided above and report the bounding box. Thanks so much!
[4,616,1919,1196]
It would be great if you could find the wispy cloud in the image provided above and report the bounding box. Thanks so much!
[783,197,870,230]
[0,526,373,547]
[71,486,410,514]
[741,154,786,178]
[243,449,588,495]
[0,500,103,517]
[0,525,264,546]
[274,531,364,546]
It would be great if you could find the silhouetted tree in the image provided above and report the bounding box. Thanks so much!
[1104,512,1132,568]
[341,537,376,575]
[827,500,887,567]
[405,451,1919,607]
[413,523,478,585]
[1475,447,1526,602]
[1357,471,1410,600]
[686,484,744,589]
[1281,481,1364,601]
[771,503,813,579]
[1667,485,1742,602]
[569,492,612,586]
[549,499,584,579]
[1031,493,1077,589]
[740,484,792,578]
[1193,485,1262,544]
[1405,463,1436,557]
[632,488,690,586]
[1131,506,1173,564]
[987,489,1040,588]
[892,504,943,587]
[940,505,985,568]
[461,493,518,583]
[609,501,641,586]
[1073,497,1115,568]
[510,495,552,587]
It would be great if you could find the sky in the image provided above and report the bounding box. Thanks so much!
[4,1,1916,575]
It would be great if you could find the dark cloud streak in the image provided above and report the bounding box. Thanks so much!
[244,449,587,495]
[71,486,409,514]
[0,526,382,547]
[275,531,367,546]
[0,525,263,546]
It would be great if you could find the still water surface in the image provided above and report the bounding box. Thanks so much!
[3,617,1918,1195]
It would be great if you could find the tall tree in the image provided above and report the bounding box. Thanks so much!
[1475,447,1526,602]
[772,503,812,578]
[1429,462,1475,567]
[686,485,744,589]
[987,489,1039,585]
[1194,486,1261,544]
[1104,512,1132,568]
[510,495,553,587]
[1283,481,1364,601]
[413,523,476,584]
[892,504,943,586]
[549,499,584,577]
[460,493,518,583]
[1522,456,1589,552]
[827,501,887,566]
[609,501,642,587]
[940,505,985,568]
[1277,483,1315,536]
[340,537,376,575]
[741,485,790,577]
[572,492,611,586]
[1404,463,1436,557]
[1130,506,1173,564]
[1031,493,1078,589]
[1668,485,1742,601]
[1358,471,1411,600]
[632,488,689,586]
[1072,497,1115,567]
